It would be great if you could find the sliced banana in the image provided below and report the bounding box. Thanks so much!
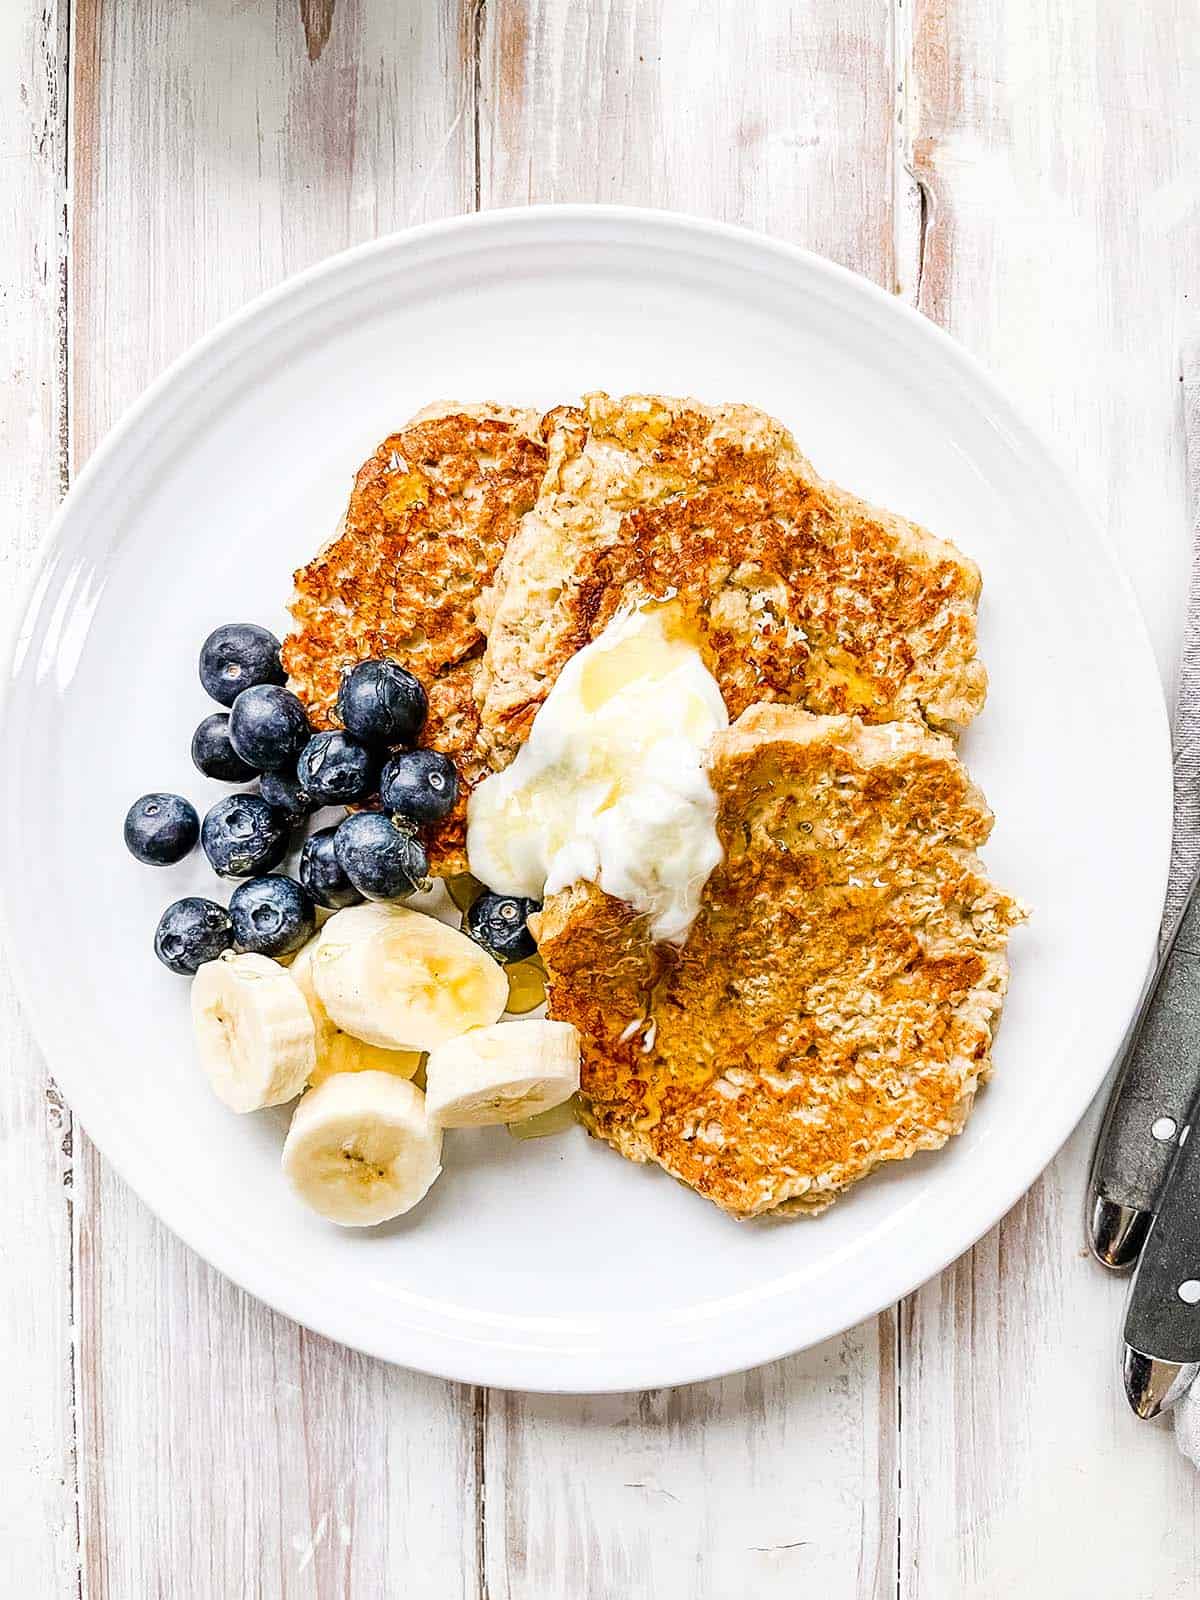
[289,935,338,1052]
[312,902,508,1051]
[425,1019,580,1128]
[291,934,421,1086]
[191,951,316,1114]
[282,1071,443,1225]
[310,1036,423,1088]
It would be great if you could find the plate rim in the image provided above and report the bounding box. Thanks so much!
[1,204,1171,1392]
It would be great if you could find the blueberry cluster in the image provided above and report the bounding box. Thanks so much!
[126,624,468,975]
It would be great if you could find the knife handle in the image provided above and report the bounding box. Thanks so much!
[1123,1108,1200,1415]
[1088,864,1200,1268]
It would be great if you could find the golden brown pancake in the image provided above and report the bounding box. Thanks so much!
[477,393,986,770]
[533,706,1025,1218]
[282,404,548,872]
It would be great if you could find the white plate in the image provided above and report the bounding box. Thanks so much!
[1,207,1169,1392]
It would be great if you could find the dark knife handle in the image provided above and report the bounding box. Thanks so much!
[1124,1111,1200,1367]
[1088,865,1200,1267]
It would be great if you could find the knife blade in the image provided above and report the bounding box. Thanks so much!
[1123,1112,1200,1417]
[1087,861,1200,1269]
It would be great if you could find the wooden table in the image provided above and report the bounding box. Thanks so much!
[3,2,1198,1594]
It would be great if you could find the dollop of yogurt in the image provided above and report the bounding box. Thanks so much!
[467,604,728,943]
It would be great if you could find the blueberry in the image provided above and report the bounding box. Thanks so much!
[336,659,428,746]
[296,730,376,805]
[333,811,428,900]
[299,826,365,910]
[191,712,258,782]
[228,875,315,958]
[259,769,316,825]
[201,793,289,878]
[124,793,199,866]
[466,891,539,963]
[228,684,310,772]
[199,623,285,706]
[380,749,459,824]
[154,897,235,975]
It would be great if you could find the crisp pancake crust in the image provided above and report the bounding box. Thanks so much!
[477,393,986,768]
[533,706,1026,1218]
[282,404,548,872]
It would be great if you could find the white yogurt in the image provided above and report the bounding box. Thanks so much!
[467,605,728,943]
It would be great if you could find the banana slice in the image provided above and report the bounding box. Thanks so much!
[425,1019,580,1128]
[312,902,508,1051]
[191,951,316,1113]
[290,934,421,1086]
[310,1036,423,1088]
[290,935,338,1052]
[282,1071,442,1225]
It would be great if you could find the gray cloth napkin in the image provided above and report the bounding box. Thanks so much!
[1171,334,1200,1462]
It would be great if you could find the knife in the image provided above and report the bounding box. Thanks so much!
[1123,1111,1200,1417]
[1087,862,1200,1269]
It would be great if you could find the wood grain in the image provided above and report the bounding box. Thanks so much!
[68,3,479,1595]
[475,4,904,1595]
[483,1332,898,1600]
[0,2,78,1595]
[480,0,899,287]
[69,0,478,462]
[901,1,1200,1594]
[910,0,1195,692]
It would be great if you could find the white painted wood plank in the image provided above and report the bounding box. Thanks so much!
[70,0,476,460]
[68,3,479,1595]
[910,0,1196,694]
[0,1,79,1595]
[480,0,899,287]
[484,1334,897,1600]
[74,1251,481,1599]
[901,1121,1200,1600]
[901,1,1200,1594]
[476,5,902,1596]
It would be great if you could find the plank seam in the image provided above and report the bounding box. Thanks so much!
[891,0,928,304]
[474,1386,489,1600]
[54,0,83,1594]
[894,1318,903,1600]
[55,7,70,500]
[471,0,486,212]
